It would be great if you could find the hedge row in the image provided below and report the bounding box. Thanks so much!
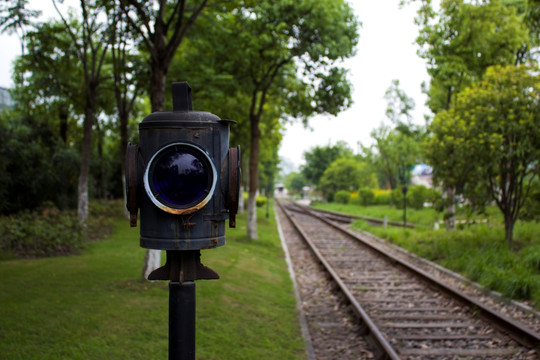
[0,200,121,258]
[335,185,442,210]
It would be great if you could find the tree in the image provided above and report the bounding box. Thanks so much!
[364,80,422,191]
[0,113,79,214]
[427,64,540,246]
[367,125,421,190]
[118,0,213,112]
[384,79,416,133]
[50,0,111,221]
[0,0,41,54]
[208,0,358,239]
[107,3,145,216]
[11,16,87,143]
[10,0,112,222]
[319,158,377,201]
[118,0,217,277]
[301,141,354,187]
[416,0,529,113]
[414,0,529,228]
[284,172,306,195]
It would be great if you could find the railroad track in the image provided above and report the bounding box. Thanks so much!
[277,200,539,359]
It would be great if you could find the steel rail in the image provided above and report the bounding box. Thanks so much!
[294,202,540,349]
[277,200,401,360]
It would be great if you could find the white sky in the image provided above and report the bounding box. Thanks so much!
[0,0,432,172]
[279,0,432,172]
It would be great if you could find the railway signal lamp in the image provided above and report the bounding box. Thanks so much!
[126,82,241,259]
[125,82,241,359]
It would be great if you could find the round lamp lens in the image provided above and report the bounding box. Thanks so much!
[150,145,213,208]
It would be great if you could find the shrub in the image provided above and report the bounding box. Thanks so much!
[520,245,540,271]
[334,190,350,204]
[407,185,429,210]
[256,196,268,207]
[391,188,405,208]
[85,200,123,242]
[374,191,391,205]
[520,181,540,221]
[357,187,375,206]
[0,117,79,215]
[242,193,267,207]
[0,204,83,258]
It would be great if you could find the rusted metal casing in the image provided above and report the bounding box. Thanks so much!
[126,82,240,251]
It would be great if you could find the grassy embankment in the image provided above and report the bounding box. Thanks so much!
[0,204,306,360]
[312,202,540,310]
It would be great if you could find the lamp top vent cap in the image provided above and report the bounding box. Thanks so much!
[172,82,192,112]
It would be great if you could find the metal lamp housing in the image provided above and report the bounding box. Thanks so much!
[126,83,240,251]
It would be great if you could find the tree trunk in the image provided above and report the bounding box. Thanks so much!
[120,109,129,218]
[96,122,106,199]
[142,247,161,279]
[150,61,167,112]
[247,114,260,240]
[142,55,168,278]
[238,183,245,214]
[504,214,514,248]
[77,106,94,222]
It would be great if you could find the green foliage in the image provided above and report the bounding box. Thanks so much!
[0,200,121,259]
[242,193,269,208]
[406,185,441,210]
[520,180,540,221]
[301,141,354,186]
[171,0,359,239]
[334,190,351,204]
[343,213,540,307]
[256,196,268,208]
[284,172,306,194]
[365,124,422,190]
[426,64,540,245]
[374,192,391,206]
[0,206,306,359]
[357,187,375,206]
[416,0,530,112]
[521,244,540,271]
[0,0,42,38]
[312,202,450,228]
[319,158,377,201]
[85,200,123,242]
[0,114,79,214]
[391,188,405,209]
[361,79,426,190]
[407,185,426,210]
[384,79,416,131]
[0,203,83,258]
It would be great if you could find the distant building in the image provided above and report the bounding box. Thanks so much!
[274,183,288,197]
[0,87,13,110]
[410,164,433,188]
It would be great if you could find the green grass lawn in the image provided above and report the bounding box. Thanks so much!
[313,202,540,309]
[0,204,306,360]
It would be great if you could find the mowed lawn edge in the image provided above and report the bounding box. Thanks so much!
[0,204,306,360]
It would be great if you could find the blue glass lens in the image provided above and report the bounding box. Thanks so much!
[151,147,211,207]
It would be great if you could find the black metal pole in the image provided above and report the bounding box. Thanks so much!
[403,195,407,227]
[169,281,196,360]
[402,186,408,228]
